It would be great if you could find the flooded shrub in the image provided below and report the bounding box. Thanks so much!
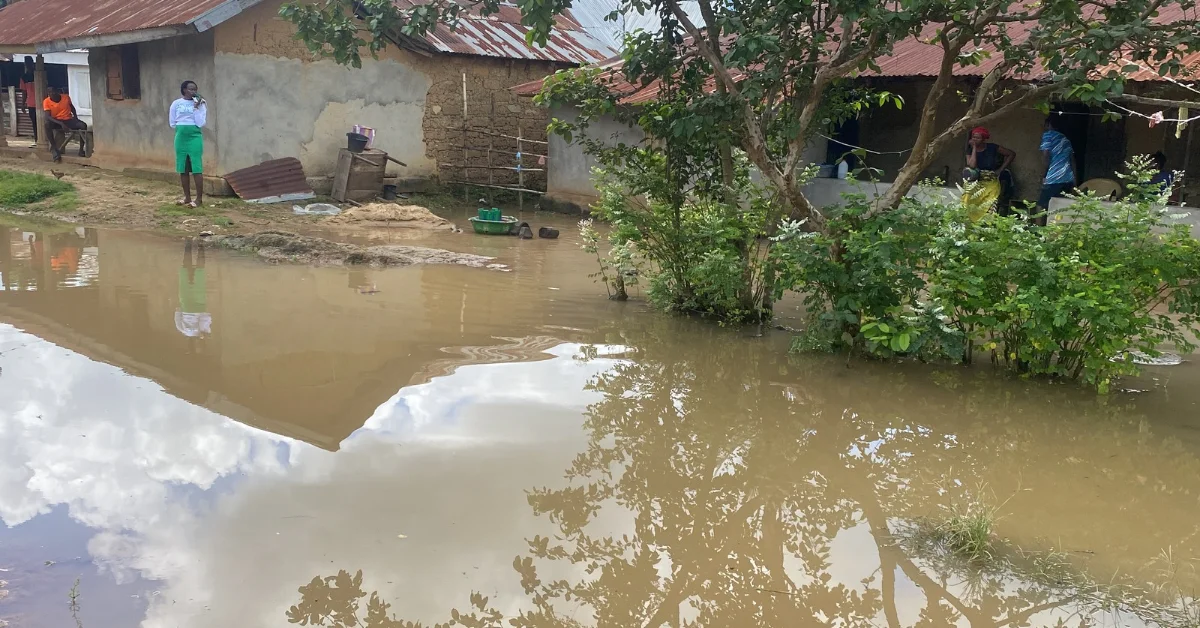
[777,159,1200,390]
[773,192,944,354]
[585,160,776,324]
[0,170,74,207]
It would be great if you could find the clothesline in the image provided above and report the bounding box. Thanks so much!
[1105,101,1200,125]
[818,133,913,156]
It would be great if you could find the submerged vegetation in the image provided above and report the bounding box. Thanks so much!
[579,158,1200,389]
[775,159,1200,390]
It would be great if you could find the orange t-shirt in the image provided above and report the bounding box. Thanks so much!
[43,94,73,121]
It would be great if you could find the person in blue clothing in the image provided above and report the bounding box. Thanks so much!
[1036,116,1077,226]
[1150,151,1175,194]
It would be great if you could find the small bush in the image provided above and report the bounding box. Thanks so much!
[0,170,74,206]
[586,159,778,324]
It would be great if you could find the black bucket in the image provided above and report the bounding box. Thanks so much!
[346,132,369,153]
[382,184,398,201]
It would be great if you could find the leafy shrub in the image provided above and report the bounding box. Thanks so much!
[772,191,946,355]
[775,159,1200,390]
[0,170,74,206]
[585,159,776,324]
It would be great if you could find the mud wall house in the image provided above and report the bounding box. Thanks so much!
[0,0,613,188]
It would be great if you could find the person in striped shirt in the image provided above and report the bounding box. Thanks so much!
[1036,116,1077,225]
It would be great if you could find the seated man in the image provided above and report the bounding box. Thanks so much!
[43,87,87,162]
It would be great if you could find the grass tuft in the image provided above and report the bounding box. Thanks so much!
[156,203,214,217]
[933,503,998,562]
[48,191,81,212]
[0,170,75,206]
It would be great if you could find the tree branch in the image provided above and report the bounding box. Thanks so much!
[1110,94,1200,110]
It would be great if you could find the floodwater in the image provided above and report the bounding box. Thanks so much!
[0,214,1198,628]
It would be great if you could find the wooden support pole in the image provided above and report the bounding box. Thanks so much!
[462,72,469,203]
[0,88,7,147]
[517,125,524,212]
[487,93,494,205]
[6,87,16,137]
[34,54,48,151]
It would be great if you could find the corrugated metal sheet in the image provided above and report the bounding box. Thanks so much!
[0,0,253,48]
[395,0,615,64]
[226,158,315,204]
[871,5,1199,80]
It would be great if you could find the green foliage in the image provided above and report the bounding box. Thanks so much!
[0,170,74,207]
[588,160,776,324]
[776,159,1200,389]
[579,217,640,300]
[773,188,954,357]
[280,0,566,68]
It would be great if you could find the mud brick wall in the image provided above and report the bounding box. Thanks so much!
[422,57,563,191]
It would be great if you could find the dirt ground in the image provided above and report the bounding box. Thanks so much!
[0,157,459,236]
[215,230,507,269]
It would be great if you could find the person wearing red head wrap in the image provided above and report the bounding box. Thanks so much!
[964,126,1017,215]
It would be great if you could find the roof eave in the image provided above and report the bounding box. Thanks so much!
[0,0,264,54]
[32,24,196,53]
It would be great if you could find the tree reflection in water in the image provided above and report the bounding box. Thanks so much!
[288,324,1200,627]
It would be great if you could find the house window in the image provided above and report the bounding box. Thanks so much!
[106,45,140,100]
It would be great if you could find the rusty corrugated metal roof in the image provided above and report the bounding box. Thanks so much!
[0,0,260,51]
[226,158,315,204]
[515,7,1198,99]
[395,1,615,64]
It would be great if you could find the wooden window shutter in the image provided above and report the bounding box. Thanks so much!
[121,45,140,100]
[106,48,123,100]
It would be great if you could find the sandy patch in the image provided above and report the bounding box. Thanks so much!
[213,230,505,269]
[327,203,457,230]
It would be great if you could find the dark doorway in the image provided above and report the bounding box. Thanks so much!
[827,118,860,170]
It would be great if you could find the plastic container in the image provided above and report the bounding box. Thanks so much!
[468,216,519,234]
[346,132,369,153]
[382,184,398,200]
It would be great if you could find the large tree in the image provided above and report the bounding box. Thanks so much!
[284,0,1200,228]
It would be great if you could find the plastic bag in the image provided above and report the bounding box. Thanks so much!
[292,203,342,216]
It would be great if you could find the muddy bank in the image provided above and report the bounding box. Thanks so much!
[0,157,466,237]
[213,230,505,269]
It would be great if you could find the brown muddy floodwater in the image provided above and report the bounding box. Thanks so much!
[0,213,1198,628]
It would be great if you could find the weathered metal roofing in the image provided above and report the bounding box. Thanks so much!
[515,7,1198,101]
[870,5,1199,80]
[0,0,262,53]
[395,0,615,64]
[225,158,315,204]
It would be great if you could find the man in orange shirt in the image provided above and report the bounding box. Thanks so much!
[43,86,87,162]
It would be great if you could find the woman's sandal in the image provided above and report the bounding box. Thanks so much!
[176,198,190,206]
[187,200,201,209]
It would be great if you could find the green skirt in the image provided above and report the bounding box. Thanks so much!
[174,125,204,174]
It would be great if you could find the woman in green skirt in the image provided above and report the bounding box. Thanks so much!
[169,80,208,207]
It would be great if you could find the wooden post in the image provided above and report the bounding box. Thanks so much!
[6,87,16,137]
[487,94,494,205]
[34,54,48,151]
[517,125,524,212]
[462,72,469,204]
[0,87,7,147]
